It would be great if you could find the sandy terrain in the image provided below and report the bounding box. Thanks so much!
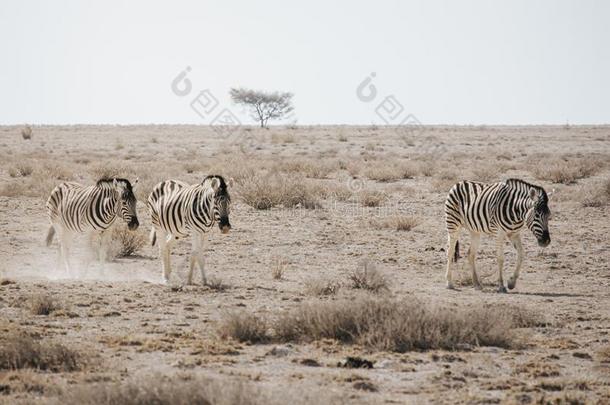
[0,125,609,404]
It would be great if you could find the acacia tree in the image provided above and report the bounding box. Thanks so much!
[229,88,294,128]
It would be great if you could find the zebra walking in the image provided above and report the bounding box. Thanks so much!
[444,178,551,292]
[46,178,140,274]
[147,175,232,285]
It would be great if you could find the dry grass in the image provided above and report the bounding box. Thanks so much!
[304,277,341,296]
[206,276,230,291]
[359,190,387,207]
[54,373,344,405]
[581,178,610,207]
[21,125,32,140]
[532,158,601,184]
[0,161,75,198]
[8,162,34,178]
[0,332,81,372]
[349,259,389,292]
[238,173,320,209]
[274,296,537,351]
[270,256,289,280]
[373,215,420,231]
[29,294,60,315]
[218,311,269,343]
[108,226,147,258]
[364,162,418,182]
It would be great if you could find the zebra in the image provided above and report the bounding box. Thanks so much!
[444,178,552,293]
[45,178,139,274]
[147,175,232,285]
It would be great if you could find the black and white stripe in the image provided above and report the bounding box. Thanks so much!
[147,175,232,284]
[444,178,551,292]
[45,178,139,273]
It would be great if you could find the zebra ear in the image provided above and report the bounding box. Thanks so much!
[228,177,234,188]
[113,179,118,188]
[210,178,220,192]
[547,188,555,199]
[132,178,139,192]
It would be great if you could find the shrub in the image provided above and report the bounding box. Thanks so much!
[238,173,320,210]
[207,276,229,291]
[21,125,32,140]
[108,226,147,258]
[29,294,60,315]
[218,311,269,343]
[8,163,34,178]
[274,296,536,351]
[271,256,288,280]
[349,259,389,292]
[0,332,81,371]
[581,178,610,207]
[532,158,600,184]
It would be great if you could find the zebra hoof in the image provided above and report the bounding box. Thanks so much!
[497,286,508,294]
[474,283,483,291]
[507,279,516,290]
[446,283,455,290]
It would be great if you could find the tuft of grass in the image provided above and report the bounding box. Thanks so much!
[359,190,387,207]
[373,215,420,231]
[0,332,81,371]
[304,277,341,296]
[108,226,147,258]
[218,311,269,343]
[8,163,34,178]
[271,256,288,280]
[274,296,536,351]
[207,276,229,291]
[21,125,32,140]
[29,294,60,315]
[581,178,610,207]
[349,260,389,293]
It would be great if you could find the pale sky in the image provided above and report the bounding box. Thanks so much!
[1,0,608,125]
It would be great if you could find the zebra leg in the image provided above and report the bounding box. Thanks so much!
[186,235,198,285]
[157,232,173,283]
[99,230,110,262]
[59,230,74,277]
[468,232,482,290]
[195,233,207,286]
[508,234,524,290]
[445,231,459,289]
[496,234,507,293]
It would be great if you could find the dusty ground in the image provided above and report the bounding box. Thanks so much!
[0,125,609,404]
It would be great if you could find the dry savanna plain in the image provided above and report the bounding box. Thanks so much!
[0,125,609,404]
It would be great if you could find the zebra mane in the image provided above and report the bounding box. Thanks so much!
[504,178,548,204]
[203,175,230,200]
[96,177,134,192]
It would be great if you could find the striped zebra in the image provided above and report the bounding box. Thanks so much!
[444,178,551,292]
[46,178,140,273]
[147,175,232,285]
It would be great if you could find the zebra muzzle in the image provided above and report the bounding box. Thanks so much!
[128,218,140,230]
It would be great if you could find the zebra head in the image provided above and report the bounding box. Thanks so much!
[113,178,140,230]
[525,187,551,247]
[204,175,232,234]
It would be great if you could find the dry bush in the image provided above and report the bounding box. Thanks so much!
[29,294,60,315]
[8,162,34,178]
[108,226,147,258]
[597,345,610,363]
[364,162,418,182]
[270,256,288,280]
[55,373,344,405]
[238,173,320,210]
[469,164,500,183]
[359,190,387,207]
[273,158,335,179]
[532,158,600,184]
[372,215,420,231]
[581,178,610,207]
[304,277,341,296]
[271,132,296,144]
[218,311,269,343]
[349,259,389,292]
[0,332,81,372]
[0,162,75,198]
[274,296,536,351]
[431,170,458,193]
[21,125,32,140]
[338,134,348,142]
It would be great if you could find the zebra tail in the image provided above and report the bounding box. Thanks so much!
[45,226,55,247]
[150,228,156,246]
[453,240,460,262]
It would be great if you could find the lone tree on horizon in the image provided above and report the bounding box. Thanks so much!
[230,88,294,128]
